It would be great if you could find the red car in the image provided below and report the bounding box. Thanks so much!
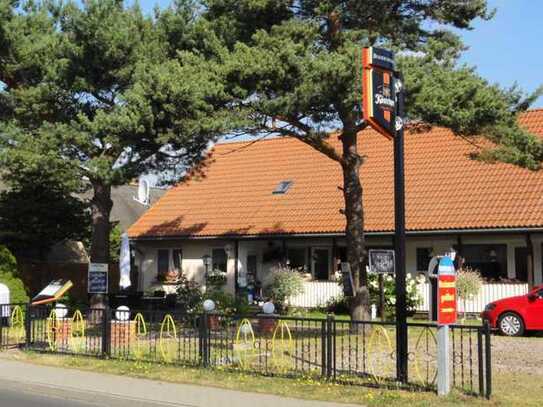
[482,285,543,336]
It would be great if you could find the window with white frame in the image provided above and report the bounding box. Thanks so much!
[157,249,183,277]
[212,248,227,273]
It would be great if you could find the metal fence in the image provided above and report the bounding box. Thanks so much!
[0,303,491,397]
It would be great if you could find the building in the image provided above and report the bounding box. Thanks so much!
[128,110,543,311]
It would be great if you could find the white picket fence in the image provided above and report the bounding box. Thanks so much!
[416,282,529,314]
[289,281,343,308]
[289,281,529,313]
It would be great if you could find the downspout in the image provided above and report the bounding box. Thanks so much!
[527,233,534,289]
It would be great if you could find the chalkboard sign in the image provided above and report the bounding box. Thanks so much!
[88,263,108,294]
[32,279,73,305]
[340,262,354,297]
[369,250,395,274]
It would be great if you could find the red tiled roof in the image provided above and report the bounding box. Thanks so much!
[128,110,543,238]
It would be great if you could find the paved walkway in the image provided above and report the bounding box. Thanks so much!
[0,358,361,407]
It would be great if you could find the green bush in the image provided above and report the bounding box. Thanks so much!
[204,290,251,316]
[322,295,351,315]
[367,272,423,314]
[263,265,305,313]
[333,271,423,317]
[175,275,203,313]
[0,245,29,304]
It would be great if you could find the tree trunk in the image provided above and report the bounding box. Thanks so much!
[89,180,113,310]
[340,130,370,321]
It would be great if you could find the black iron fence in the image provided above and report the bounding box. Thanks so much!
[0,303,491,397]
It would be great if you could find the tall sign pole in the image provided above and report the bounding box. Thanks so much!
[362,47,408,383]
[437,255,458,395]
[393,73,408,383]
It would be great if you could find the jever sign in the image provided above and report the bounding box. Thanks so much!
[362,47,397,139]
[437,256,457,325]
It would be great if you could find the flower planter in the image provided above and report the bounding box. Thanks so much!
[110,320,136,347]
[258,314,277,335]
[207,314,220,330]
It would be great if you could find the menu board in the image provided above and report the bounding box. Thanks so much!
[369,250,395,274]
[88,263,108,294]
[340,262,354,297]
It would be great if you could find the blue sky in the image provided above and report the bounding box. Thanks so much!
[458,0,543,107]
[138,0,543,108]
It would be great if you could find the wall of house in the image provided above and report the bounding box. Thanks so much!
[132,232,543,293]
[405,233,543,282]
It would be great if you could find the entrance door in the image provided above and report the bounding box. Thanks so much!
[312,248,331,281]
[514,247,528,282]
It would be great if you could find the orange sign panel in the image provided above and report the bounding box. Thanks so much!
[438,274,457,325]
[361,47,396,139]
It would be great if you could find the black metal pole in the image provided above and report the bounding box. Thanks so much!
[234,240,239,299]
[394,72,408,383]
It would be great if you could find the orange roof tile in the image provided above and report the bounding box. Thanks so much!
[128,110,543,238]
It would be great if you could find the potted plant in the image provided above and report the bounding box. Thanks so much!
[456,267,483,321]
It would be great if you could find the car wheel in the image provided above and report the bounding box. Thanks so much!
[498,312,525,337]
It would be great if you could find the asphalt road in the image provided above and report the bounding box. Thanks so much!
[0,379,184,407]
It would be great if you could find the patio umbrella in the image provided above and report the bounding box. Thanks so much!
[119,233,131,289]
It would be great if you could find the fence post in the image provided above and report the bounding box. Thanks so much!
[483,320,492,399]
[320,318,327,378]
[477,326,484,397]
[25,302,32,348]
[101,306,111,358]
[199,312,210,367]
[326,314,335,379]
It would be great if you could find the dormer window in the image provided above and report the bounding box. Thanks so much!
[273,180,293,194]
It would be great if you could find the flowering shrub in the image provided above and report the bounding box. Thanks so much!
[367,272,424,315]
[263,265,305,313]
[175,275,203,312]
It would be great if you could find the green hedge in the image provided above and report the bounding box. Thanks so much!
[0,245,29,304]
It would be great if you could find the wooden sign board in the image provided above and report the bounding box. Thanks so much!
[88,263,108,294]
[369,249,395,274]
[32,279,73,305]
[340,262,355,297]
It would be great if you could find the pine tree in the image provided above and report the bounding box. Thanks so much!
[204,0,543,318]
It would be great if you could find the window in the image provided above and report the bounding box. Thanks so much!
[212,248,227,272]
[157,249,169,275]
[247,254,257,284]
[287,248,307,271]
[273,180,293,194]
[312,248,331,281]
[157,249,183,277]
[462,244,507,280]
[416,248,433,271]
[172,249,182,271]
[514,247,529,282]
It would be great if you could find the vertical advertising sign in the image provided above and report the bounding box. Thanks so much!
[437,257,457,325]
[362,47,397,139]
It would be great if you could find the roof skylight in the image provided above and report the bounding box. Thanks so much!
[273,180,293,194]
